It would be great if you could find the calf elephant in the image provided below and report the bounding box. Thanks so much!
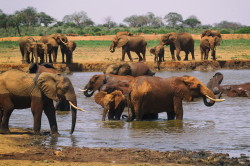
[207,72,250,97]
[160,32,194,61]
[109,35,147,62]
[104,62,155,77]
[37,42,52,63]
[200,36,221,60]
[19,36,39,64]
[128,75,224,121]
[150,44,165,70]
[94,90,126,121]
[201,29,222,39]
[60,40,76,64]
[0,70,82,135]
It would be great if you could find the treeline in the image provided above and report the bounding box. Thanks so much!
[1,6,250,37]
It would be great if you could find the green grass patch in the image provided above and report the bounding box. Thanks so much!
[0,41,19,48]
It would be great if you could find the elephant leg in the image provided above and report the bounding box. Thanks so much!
[167,111,176,120]
[121,49,126,61]
[0,95,14,133]
[115,105,125,120]
[135,51,143,61]
[176,49,181,61]
[205,49,210,60]
[43,99,58,135]
[201,50,204,60]
[170,48,175,61]
[108,108,115,120]
[184,51,189,61]
[1,109,14,133]
[212,50,216,60]
[127,107,135,122]
[141,49,146,61]
[173,96,183,120]
[52,47,58,63]
[102,108,109,121]
[126,51,133,62]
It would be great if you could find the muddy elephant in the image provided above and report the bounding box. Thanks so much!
[116,31,133,37]
[82,74,134,97]
[60,41,76,64]
[0,70,83,135]
[201,29,222,39]
[109,35,147,62]
[207,72,250,97]
[104,62,155,77]
[127,75,224,121]
[200,36,221,60]
[160,32,195,61]
[19,36,39,64]
[40,33,68,63]
[94,90,126,121]
[150,44,165,70]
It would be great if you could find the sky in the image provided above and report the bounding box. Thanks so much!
[1,0,250,26]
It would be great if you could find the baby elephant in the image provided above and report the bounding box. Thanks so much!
[150,44,164,70]
[94,90,126,121]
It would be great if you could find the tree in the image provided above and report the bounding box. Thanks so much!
[184,15,201,28]
[0,10,8,32]
[103,16,117,29]
[164,12,183,28]
[19,7,38,27]
[63,11,94,27]
[214,21,243,29]
[37,12,55,26]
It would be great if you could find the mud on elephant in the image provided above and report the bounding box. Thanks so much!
[0,70,83,135]
[127,75,225,121]
[104,62,155,77]
[207,72,250,97]
[160,32,194,61]
[109,35,147,62]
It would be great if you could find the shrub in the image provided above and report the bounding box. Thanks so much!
[235,27,250,34]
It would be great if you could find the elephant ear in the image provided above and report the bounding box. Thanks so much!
[37,72,59,101]
[113,91,125,109]
[150,47,156,54]
[116,36,129,48]
[173,76,193,101]
[168,33,177,43]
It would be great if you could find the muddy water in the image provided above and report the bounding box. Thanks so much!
[9,70,250,157]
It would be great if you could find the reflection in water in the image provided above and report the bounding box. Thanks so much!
[8,70,250,158]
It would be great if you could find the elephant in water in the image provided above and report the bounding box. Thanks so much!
[104,62,155,77]
[159,32,194,61]
[0,70,84,135]
[128,75,225,121]
[207,72,250,97]
[109,35,147,62]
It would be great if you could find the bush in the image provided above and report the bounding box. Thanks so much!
[235,27,250,34]
[220,29,231,34]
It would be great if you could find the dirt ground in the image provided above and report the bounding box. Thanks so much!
[0,34,250,165]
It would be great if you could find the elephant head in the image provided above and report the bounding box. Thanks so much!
[50,33,68,45]
[160,32,177,46]
[207,72,224,95]
[37,73,79,134]
[201,30,222,39]
[176,76,224,107]
[82,74,105,97]
[109,36,129,53]
[94,90,126,121]
[37,43,52,63]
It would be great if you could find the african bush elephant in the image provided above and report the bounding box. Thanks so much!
[60,41,76,64]
[116,31,133,37]
[94,90,126,121]
[127,75,224,121]
[40,33,68,63]
[150,44,165,70]
[160,32,195,61]
[0,70,82,135]
[207,72,250,97]
[19,36,39,64]
[37,42,52,63]
[104,62,155,77]
[201,29,222,39]
[200,36,221,60]
[29,63,57,74]
[82,74,134,97]
[109,35,147,62]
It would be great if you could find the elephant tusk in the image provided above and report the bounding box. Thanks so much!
[79,88,87,92]
[205,95,225,102]
[69,101,87,112]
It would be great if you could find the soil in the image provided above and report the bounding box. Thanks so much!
[0,34,250,165]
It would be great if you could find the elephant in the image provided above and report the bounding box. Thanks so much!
[37,42,52,63]
[160,32,195,61]
[201,29,222,39]
[94,90,126,121]
[207,72,250,97]
[82,74,134,97]
[19,36,39,64]
[104,62,155,77]
[29,63,57,74]
[200,36,221,60]
[109,35,147,62]
[40,33,68,63]
[60,40,76,64]
[150,44,165,70]
[0,69,83,135]
[127,75,225,121]
[116,31,133,37]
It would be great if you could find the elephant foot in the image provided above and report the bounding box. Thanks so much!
[184,58,188,61]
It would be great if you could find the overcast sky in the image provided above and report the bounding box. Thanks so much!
[1,0,250,26]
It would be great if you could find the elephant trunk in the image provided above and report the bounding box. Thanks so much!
[200,85,216,107]
[83,89,94,97]
[109,43,115,53]
[64,90,77,134]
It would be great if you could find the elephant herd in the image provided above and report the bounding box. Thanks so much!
[19,33,76,64]
[110,30,222,69]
